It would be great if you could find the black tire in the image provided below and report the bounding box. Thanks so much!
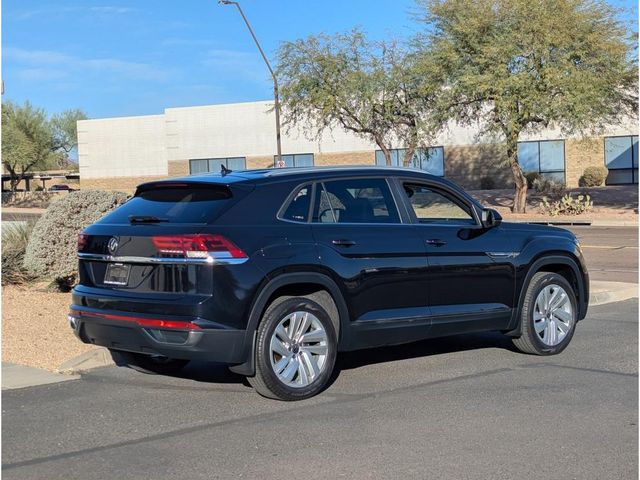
[109,349,189,375]
[248,297,338,401]
[512,272,578,355]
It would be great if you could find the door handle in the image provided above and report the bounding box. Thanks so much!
[332,239,356,247]
[425,239,447,247]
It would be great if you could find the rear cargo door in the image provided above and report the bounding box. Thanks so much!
[78,182,252,296]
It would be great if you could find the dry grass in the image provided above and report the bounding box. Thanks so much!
[1,284,92,371]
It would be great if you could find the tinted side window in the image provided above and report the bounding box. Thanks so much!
[313,178,400,224]
[403,183,475,224]
[281,185,312,222]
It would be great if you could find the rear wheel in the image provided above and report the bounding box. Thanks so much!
[248,297,337,401]
[109,350,189,375]
[512,272,578,355]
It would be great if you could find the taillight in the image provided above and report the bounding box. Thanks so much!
[78,233,88,251]
[151,234,247,260]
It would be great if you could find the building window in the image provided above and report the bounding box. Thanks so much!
[375,147,445,176]
[604,136,638,185]
[273,153,314,168]
[189,157,246,174]
[517,140,565,183]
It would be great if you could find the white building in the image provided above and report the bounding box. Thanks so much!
[77,100,639,192]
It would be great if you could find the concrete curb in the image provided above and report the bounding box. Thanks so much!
[57,347,115,374]
[589,281,639,306]
[2,363,80,391]
[507,219,638,227]
[590,220,638,227]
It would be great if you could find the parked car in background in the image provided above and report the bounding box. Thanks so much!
[69,167,589,400]
[49,184,76,192]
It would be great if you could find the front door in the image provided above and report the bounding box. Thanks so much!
[310,177,430,349]
[398,180,516,335]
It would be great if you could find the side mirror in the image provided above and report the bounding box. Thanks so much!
[481,208,502,229]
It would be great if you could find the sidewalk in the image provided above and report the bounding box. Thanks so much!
[589,281,638,306]
[2,363,79,390]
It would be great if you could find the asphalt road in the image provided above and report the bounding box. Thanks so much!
[3,298,637,480]
[566,226,638,283]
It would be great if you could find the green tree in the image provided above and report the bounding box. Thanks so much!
[51,108,87,169]
[2,101,87,191]
[416,0,638,212]
[276,29,438,165]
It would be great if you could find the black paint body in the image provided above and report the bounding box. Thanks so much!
[71,168,589,369]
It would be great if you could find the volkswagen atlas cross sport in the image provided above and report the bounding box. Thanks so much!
[70,166,589,400]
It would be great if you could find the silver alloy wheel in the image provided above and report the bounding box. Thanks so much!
[533,284,574,346]
[269,311,328,388]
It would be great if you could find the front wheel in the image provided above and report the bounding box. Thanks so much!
[248,297,337,401]
[109,350,189,375]
[512,272,578,355]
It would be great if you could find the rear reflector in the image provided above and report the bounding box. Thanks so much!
[152,234,247,260]
[71,309,201,330]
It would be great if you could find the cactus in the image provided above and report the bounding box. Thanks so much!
[540,193,593,216]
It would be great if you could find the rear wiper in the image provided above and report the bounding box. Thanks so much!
[128,215,169,224]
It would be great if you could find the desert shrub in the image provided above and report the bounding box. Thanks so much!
[2,221,37,285]
[579,166,608,187]
[532,176,566,196]
[540,193,593,216]
[479,176,496,190]
[524,172,540,189]
[23,190,128,290]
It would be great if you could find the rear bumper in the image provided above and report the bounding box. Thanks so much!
[68,307,247,364]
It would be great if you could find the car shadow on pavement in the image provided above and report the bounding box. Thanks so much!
[335,331,517,372]
[169,331,518,391]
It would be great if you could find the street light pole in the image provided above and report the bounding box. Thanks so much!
[218,0,283,167]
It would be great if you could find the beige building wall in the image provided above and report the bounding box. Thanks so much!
[316,151,374,166]
[444,144,512,189]
[168,160,189,176]
[247,155,274,169]
[80,175,168,193]
[564,138,606,188]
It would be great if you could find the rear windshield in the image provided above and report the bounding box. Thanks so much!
[98,184,233,224]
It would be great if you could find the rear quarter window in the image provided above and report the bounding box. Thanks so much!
[280,184,312,222]
[98,184,233,224]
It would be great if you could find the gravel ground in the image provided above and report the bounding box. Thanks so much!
[1,284,92,371]
[470,185,638,221]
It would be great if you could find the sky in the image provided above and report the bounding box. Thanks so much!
[2,0,638,120]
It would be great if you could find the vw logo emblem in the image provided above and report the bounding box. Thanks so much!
[107,237,119,255]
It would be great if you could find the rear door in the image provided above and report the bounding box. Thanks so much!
[396,179,516,334]
[310,176,430,349]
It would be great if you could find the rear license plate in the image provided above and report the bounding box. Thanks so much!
[104,263,131,286]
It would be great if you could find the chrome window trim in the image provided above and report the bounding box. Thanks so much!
[78,252,248,265]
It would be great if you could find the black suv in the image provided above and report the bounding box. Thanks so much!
[70,167,589,400]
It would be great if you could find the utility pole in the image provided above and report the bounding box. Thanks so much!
[218,0,283,167]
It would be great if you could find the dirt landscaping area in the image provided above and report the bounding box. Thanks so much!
[1,284,92,371]
[470,185,638,222]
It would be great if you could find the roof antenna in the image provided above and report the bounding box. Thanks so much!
[220,164,231,176]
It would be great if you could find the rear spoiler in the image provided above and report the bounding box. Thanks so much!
[134,179,254,197]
